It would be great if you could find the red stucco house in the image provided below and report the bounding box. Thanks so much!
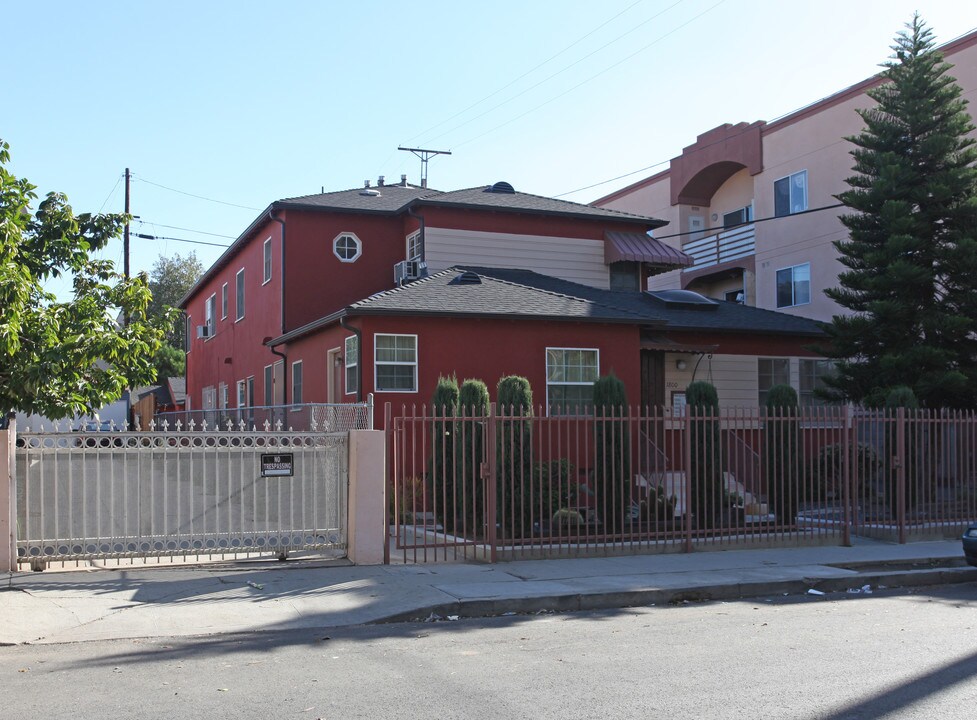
[180,179,823,423]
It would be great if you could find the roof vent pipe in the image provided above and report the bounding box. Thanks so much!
[378,175,385,187]
[401,174,408,186]
[364,180,370,188]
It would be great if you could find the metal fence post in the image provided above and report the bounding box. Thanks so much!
[1,416,15,572]
[896,406,907,544]
[683,407,693,554]
[485,402,497,563]
[367,394,375,430]
[841,404,852,546]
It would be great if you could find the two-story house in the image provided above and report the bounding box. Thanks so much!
[181,178,824,421]
[593,28,977,405]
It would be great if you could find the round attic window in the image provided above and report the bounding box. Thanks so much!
[333,232,362,263]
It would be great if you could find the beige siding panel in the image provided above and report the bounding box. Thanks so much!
[425,227,610,289]
[703,354,758,408]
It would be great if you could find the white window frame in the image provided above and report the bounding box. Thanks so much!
[235,268,245,321]
[774,170,808,217]
[262,237,272,285]
[345,335,359,396]
[204,293,216,339]
[545,347,600,416]
[202,385,217,411]
[185,314,192,353]
[406,231,422,262]
[374,333,417,393]
[219,382,228,410]
[758,357,791,407]
[221,283,228,320]
[291,360,303,406]
[264,364,274,406]
[775,262,811,308]
[237,380,247,408]
[333,232,362,263]
[799,359,836,407]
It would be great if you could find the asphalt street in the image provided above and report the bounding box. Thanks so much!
[4,583,976,720]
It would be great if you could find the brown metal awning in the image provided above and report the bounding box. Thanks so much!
[640,335,717,354]
[604,231,693,268]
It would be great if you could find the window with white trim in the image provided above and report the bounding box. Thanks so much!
[546,348,599,415]
[221,283,228,319]
[235,268,245,320]
[374,334,417,392]
[345,335,359,395]
[723,204,753,229]
[406,231,422,262]
[800,359,835,407]
[776,262,811,308]
[237,380,247,408]
[263,237,272,284]
[185,314,192,352]
[219,382,228,410]
[333,232,362,263]
[758,357,790,407]
[291,360,303,405]
[202,386,217,411]
[205,294,216,338]
[774,170,808,217]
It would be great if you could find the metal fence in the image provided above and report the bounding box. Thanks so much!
[387,404,977,563]
[151,400,373,433]
[16,425,349,568]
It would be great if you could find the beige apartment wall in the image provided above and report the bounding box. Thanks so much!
[705,169,755,231]
[424,227,610,289]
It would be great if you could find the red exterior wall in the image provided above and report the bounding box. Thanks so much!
[677,331,819,357]
[184,217,284,408]
[286,316,641,428]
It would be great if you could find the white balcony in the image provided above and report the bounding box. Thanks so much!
[682,223,755,271]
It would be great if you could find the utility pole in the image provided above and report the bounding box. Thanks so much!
[123,167,131,280]
[397,147,451,189]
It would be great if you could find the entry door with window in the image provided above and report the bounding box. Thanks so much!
[640,350,665,410]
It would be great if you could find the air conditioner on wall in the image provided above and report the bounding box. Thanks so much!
[393,260,427,286]
[196,325,211,339]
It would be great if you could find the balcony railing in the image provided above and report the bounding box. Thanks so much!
[682,223,755,270]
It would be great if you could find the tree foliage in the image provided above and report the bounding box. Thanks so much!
[686,381,723,527]
[147,252,202,347]
[0,140,171,419]
[820,16,977,408]
[593,372,630,530]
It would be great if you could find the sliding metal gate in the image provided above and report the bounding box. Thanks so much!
[15,424,348,567]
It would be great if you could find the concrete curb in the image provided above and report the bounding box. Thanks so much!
[378,566,977,624]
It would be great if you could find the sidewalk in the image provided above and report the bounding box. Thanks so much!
[1,539,973,646]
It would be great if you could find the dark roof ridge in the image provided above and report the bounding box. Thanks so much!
[453,266,649,320]
[280,184,441,204]
[422,185,659,222]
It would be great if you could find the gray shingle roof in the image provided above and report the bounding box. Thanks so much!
[415,185,664,226]
[276,184,436,214]
[343,267,823,336]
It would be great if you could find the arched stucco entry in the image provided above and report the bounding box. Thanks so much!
[670,122,764,207]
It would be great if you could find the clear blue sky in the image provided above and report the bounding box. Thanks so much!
[4,0,977,287]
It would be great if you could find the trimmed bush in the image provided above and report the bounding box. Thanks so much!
[593,372,630,531]
[496,376,533,540]
[764,384,801,526]
[686,381,723,527]
[431,375,459,530]
[456,379,490,531]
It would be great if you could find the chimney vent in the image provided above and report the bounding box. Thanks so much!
[401,174,408,186]
[364,180,370,188]
[378,175,385,187]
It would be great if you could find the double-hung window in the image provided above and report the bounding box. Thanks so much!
[291,360,303,405]
[758,357,790,407]
[774,170,808,216]
[263,238,272,284]
[546,348,599,415]
[776,263,811,308]
[235,268,245,320]
[799,359,835,407]
[374,334,417,392]
[221,283,228,320]
[204,294,216,338]
[406,231,422,262]
[345,335,359,395]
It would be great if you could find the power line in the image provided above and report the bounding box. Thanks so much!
[410,0,652,146]
[423,0,689,148]
[451,0,727,151]
[132,174,261,211]
[97,173,123,214]
[133,232,231,249]
[135,220,236,239]
[652,202,845,243]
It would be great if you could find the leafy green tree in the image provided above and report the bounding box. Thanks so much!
[146,252,201,380]
[496,375,533,540]
[820,16,977,408]
[764,384,801,526]
[153,344,186,380]
[431,375,459,529]
[0,140,170,420]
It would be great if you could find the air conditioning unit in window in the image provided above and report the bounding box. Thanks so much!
[394,260,427,286]
[196,325,211,339]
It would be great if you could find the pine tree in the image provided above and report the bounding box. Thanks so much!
[821,16,977,408]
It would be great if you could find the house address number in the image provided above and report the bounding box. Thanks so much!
[261,453,294,477]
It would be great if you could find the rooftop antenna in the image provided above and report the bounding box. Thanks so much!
[398,146,451,189]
